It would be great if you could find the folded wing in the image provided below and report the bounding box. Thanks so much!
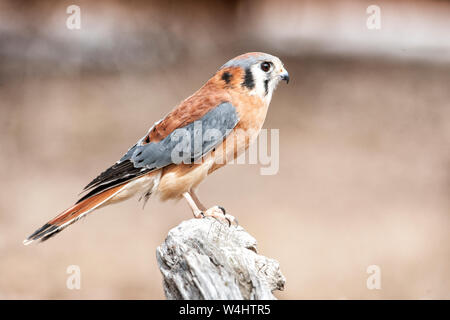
[78,101,239,203]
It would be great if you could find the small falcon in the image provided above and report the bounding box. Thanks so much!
[24,52,289,244]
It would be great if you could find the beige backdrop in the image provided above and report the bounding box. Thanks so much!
[0,0,449,299]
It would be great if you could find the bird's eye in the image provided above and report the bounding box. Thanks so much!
[260,62,271,72]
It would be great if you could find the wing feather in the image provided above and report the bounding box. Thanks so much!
[78,101,239,202]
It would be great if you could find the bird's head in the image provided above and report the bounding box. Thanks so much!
[217,52,289,104]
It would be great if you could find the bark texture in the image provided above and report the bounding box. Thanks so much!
[156,218,285,300]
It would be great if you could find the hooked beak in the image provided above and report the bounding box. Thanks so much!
[280,70,290,84]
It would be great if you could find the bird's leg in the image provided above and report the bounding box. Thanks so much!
[188,190,238,226]
[189,189,207,212]
[182,192,204,218]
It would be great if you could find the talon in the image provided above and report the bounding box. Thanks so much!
[193,210,205,219]
[224,213,238,227]
[201,206,238,227]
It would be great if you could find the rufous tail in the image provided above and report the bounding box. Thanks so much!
[23,184,126,245]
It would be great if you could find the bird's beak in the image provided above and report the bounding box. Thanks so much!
[280,69,289,84]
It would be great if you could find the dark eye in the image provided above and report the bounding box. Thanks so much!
[260,62,271,72]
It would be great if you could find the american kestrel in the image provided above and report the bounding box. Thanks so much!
[24,52,289,244]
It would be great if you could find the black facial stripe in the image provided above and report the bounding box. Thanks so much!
[221,71,232,84]
[242,68,255,89]
[264,79,269,96]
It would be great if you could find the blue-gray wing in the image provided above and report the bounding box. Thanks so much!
[78,102,239,202]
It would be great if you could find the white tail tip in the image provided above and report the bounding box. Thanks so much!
[23,239,34,246]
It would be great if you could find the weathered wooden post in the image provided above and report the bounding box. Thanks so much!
[157,218,285,299]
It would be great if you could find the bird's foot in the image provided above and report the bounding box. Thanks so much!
[194,206,238,227]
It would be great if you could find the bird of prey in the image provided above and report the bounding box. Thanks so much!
[24,52,289,244]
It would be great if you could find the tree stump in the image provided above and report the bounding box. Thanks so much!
[156,218,285,300]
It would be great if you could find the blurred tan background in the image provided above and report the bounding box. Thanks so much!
[0,0,449,299]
